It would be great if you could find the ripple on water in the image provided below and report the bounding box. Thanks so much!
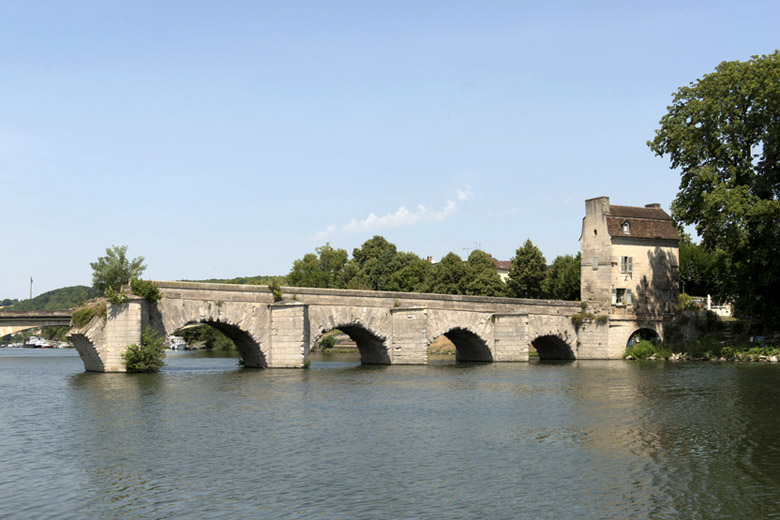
[3,351,780,518]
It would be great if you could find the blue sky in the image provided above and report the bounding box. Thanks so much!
[2,0,778,299]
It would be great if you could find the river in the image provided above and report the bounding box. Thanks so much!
[1,349,779,519]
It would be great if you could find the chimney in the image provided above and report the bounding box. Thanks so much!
[645,203,661,209]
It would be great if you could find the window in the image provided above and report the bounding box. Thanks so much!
[612,288,633,306]
[620,256,633,274]
[622,221,630,234]
[592,256,598,270]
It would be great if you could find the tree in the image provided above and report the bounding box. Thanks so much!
[90,245,146,294]
[287,243,349,288]
[426,252,467,295]
[386,253,432,292]
[648,51,780,323]
[507,239,547,298]
[678,233,728,297]
[348,236,404,291]
[462,250,506,297]
[544,253,580,301]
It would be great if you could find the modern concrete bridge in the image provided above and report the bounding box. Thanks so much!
[62,281,654,372]
[0,310,72,338]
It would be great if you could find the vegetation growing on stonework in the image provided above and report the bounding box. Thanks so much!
[90,245,146,295]
[130,278,163,302]
[71,301,107,328]
[122,327,166,373]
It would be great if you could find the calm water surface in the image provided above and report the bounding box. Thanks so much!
[2,349,780,519]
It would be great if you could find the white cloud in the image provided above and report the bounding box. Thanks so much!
[314,224,336,240]
[314,190,467,238]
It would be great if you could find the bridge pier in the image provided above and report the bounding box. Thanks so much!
[267,303,309,368]
[492,314,530,362]
[390,307,428,364]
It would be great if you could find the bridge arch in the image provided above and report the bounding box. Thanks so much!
[626,327,660,348]
[426,310,494,362]
[527,314,578,360]
[151,299,269,368]
[531,334,576,360]
[439,327,493,362]
[174,320,267,368]
[308,306,391,365]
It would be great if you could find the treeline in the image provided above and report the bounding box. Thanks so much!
[0,286,101,312]
[285,236,581,300]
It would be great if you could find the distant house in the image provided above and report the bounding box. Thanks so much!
[580,197,680,319]
[491,258,511,281]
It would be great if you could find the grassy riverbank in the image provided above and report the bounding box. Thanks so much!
[625,339,780,362]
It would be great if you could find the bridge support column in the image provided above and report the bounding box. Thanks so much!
[267,303,309,368]
[390,307,428,364]
[104,298,148,372]
[492,313,529,362]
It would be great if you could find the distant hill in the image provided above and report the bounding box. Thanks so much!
[0,286,101,311]
[180,275,286,286]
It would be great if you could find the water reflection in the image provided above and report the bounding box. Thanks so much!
[2,350,780,519]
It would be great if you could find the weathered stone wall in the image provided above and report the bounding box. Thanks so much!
[581,196,614,314]
[65,281,632,371]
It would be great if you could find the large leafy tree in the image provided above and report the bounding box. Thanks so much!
[90,245,146,294]
[426,252,467,295]
[287,243,349,288]
[347,236,404,291]
[462,250,506,297]
[678,233,728,297]
[544,253,580,301]
[507,239,547,298]
[648,51,780,323]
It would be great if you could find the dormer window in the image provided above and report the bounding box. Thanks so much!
[622,221,630,234]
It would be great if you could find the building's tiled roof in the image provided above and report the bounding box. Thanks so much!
[607,204,679,241]
[608,205,672,220]
[492,258,512,271]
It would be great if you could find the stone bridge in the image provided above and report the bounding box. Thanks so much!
[66,281,623,372]
[0,310,72,338]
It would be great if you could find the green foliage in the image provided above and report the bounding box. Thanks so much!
[544,253,581,300]
[427,252,467,295]
[678,292,695,310]
[90,245,146,294]
[386,254,433,292]
[463,250,507,297]
[105,286,128,304]
[122,327,166,373]
[130,278,162,302]
[648,51,780,324]
[320,334,337,350]
[507,239,547,298]
[184,275,287,286]
[0,286,100,311]
[268,282,283,302]
[678,233,728,297]
[287,243,349,288]
[71,301,107,328]
[624,339,661,360]
[348,236,404,291]
[177,324,236,350]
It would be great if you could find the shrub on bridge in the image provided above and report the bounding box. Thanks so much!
[71,302,107,328]
[122,326,166,373]
[130,278,163,302]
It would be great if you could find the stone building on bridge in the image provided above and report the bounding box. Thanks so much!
[580,196,680,350]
